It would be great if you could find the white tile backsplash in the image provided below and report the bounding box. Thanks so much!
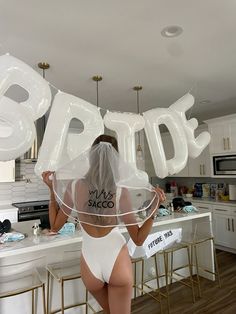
[0,163,49,205]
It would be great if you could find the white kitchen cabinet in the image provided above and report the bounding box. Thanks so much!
[0,208,18,223]
[188,125,211,177]
[191,201,212,211]
[162,124,210,178]
[212,204,236,250]
[0,160,15,183]
[205,114,236,154]
[162,132,188,177]
[188,143,210,177]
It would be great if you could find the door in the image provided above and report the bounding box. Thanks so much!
[213,213,232,247]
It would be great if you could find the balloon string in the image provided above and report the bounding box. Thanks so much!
[48,81,61,93]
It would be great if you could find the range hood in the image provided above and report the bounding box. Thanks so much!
[19,116,46,163]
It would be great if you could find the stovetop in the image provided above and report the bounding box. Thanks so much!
[12,200,49,208]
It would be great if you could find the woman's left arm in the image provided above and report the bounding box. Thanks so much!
[121,187,166,246]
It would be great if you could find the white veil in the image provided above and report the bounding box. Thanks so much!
[52,141,159,227]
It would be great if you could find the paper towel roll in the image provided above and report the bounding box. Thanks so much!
[229,185,236,201]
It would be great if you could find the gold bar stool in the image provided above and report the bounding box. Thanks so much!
[182,221,221,298]
[46,249,96,314]
[158,242,196,306]
[131,253,170,314]
[0,256,46,314]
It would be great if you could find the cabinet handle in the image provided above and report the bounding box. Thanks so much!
[227,137,231,150]
[214,208,227,212]
[232,219,234,232]
[199,165,202,175]
[203,164,205,175]
[223,138,226,150]
[228,218,231,231]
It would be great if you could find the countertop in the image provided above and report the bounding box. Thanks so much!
[168,197,236,207]
[0,204,18,212]
[0,210,211,258]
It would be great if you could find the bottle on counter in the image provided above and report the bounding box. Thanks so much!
[32,222,40,236]
[170,181,178,197]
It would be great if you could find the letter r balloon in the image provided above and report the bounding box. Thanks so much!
[34,92,104,175]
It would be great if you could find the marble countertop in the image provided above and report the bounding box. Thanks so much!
[0,210,211,258]
[167,197,236,207]
[0,204,18,212]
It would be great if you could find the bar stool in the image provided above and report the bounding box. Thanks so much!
[158,242,196,305]
[0,256,46,314]
[131,254,170,314]
[181,220,221,297]
[46,249,96,314]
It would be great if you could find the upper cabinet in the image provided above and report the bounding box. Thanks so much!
[0,160,15,183]
[162,124,210,178]
[205,114,236,154]
[188,125,211,177]
[162,132,188,177]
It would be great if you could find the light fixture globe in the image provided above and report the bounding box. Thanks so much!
[161,25,183,38]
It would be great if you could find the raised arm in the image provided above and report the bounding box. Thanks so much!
[42,171,73,233]
[120,187,166,246]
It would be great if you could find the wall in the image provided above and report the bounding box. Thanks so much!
[0,163,49,205]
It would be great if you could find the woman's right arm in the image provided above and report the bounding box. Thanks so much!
[42,171,72,233]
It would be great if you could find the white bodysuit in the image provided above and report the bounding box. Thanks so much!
[72,180,127,283]
[81,225,126,283]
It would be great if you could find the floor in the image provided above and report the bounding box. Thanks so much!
[130,250,236,314]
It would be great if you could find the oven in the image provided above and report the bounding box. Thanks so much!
[12,200,49,222]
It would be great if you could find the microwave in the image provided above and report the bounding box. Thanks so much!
[213,155,236,175]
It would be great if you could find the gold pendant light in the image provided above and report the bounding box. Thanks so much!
[133,86,143,158]
[92,75,103,107]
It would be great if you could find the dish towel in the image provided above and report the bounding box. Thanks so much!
[0,232,25,243]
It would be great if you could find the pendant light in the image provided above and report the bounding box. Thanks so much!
[23,62,50,161]
[92,75,103,107]
[133,86,143,159]
[38,62,50,79]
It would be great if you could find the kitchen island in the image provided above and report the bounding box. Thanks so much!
[0,210,214,314]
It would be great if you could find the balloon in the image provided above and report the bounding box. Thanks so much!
[35,92,104,175]
[0,96,36,160]
[0,54,51,120]
[0,54,51,161]
[170,93,211,158]
[104,111,148,181]
[143,107,188,178]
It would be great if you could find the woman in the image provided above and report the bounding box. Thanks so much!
[42,134,166,314]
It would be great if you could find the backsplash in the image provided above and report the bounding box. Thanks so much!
[0,163,49,205]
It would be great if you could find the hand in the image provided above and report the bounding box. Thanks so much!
[154,187,166,204]
[42,171,54,190]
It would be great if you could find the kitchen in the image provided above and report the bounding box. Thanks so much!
[1,1,236,314]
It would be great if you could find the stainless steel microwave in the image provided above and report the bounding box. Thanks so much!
[213,155,236,175]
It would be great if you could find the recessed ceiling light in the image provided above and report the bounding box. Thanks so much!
[161,25,183,38]
[199,99,211,105]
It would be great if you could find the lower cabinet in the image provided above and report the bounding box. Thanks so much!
[191,202,212,211]
[0,209,18,223]
[212,205,236,250]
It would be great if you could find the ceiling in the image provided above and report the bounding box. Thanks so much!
[1,0,236,124]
